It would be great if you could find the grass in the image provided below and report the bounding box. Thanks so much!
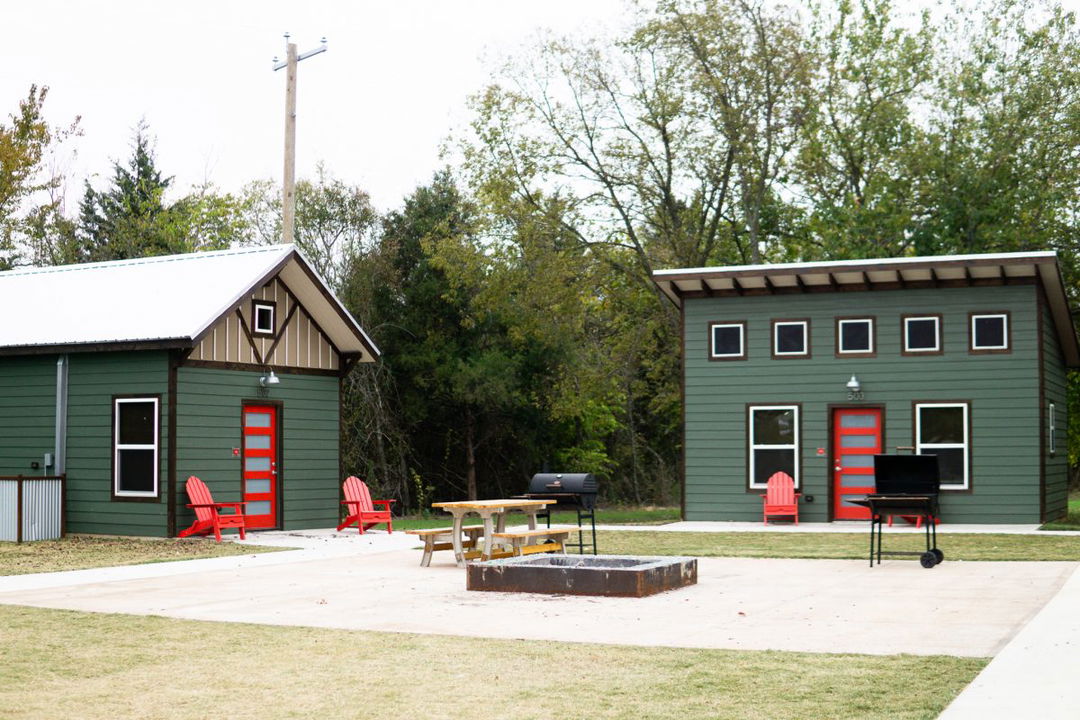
[596,530,1080,561]
[393,505,680,531]
[1040,492,1080,531]
[0,535,285,576]
[0,604,984,720]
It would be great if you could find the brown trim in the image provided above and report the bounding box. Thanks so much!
[661,275,1039,303]
[288,253,380,359]
[110,394,164,503]
[770,318,811,359]
[707,320,747,361]
[338,353,362,379]
[189,252,296,349]
[900,314,944,356]
[235,308,264,365]
[834,316,877,358]
[1037,287,1047,520]
[252,299,278,338]
[911,400,973,493]
[179,358,341,377]
[0,339,191,357]
[826,404,886,522]
[745,402,802,492]
[680,309,686,520]
[167,352,179,536]
[263,300,301,361]
[968,310,1013,355]
[241,399,285,530]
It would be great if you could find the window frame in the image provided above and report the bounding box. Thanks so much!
[835,316,876,358]
[708,321,747,361]
[914,401,970,491]
[969,311,1011,354]
[771,319,810,359]
[747,403,801,490]
[902,314,943,355]
[252,300,277,337]
[112,395,161,500]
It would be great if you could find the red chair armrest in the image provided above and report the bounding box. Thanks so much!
[371,500,395,509]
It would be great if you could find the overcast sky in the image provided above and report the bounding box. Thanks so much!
[2,0,627,213]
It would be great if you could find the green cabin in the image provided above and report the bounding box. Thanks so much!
[0,245,378,537]
[653,252,1079,524]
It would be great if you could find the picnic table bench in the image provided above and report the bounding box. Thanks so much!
[490,527,572,557]
[405,525,485,567]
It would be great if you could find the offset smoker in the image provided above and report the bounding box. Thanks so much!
[851,454,943,568]
[517,473,597,554]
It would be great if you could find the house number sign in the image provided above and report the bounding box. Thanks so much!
[847,390,865,401]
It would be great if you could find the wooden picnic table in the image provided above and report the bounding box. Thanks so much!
[430,499,553,567]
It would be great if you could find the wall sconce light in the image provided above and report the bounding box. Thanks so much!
[846,374,861,392]
[260,370,281,387]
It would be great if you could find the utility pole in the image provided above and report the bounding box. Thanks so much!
[273,33,327,245]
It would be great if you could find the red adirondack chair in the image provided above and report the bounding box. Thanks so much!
[762,471,801,525]
[336,476,395,534]
[178,476,247,542]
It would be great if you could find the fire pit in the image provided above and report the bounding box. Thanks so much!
[466,554,697,597]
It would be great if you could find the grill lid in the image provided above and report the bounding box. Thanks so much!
[528,473,597,495]
[873,454,940,495]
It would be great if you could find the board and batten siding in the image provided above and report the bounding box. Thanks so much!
[176,366,340,532]
[683,284,1043,523]
[64,351,169,536]
[0,355,57,476]
[190,277,340,372]
[1042,296,1069,521]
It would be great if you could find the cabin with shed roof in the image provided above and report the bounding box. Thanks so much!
[0,244,378,537]
[652,251,1079,524]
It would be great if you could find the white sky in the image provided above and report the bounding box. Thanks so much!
[2,0,627,213]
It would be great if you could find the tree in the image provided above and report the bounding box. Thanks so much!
[0,85,79,268]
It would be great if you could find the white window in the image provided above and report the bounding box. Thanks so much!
[253,301,275,335]
[114,397,159,498]
[915,402,969,490]
[838,318,874,355]
[773,320,809,357]
[904,316,941,353]
[971,313,1009,351]
[749,405,799,489]
[1049,403,1057,455]
[710,322,745,360]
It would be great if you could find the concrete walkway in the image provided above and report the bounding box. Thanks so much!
[1,522,1077,717]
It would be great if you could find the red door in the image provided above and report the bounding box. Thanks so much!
[832,408,882,520]
[242,404,278,529]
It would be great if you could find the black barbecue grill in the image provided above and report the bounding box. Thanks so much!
[517,473,597,554]
[850,454,943,568]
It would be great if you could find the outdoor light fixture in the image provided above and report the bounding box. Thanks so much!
[260,370,281,387]
[846,375,861,392]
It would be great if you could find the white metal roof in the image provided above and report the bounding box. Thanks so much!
[0,244,379,361]
[652,251,1080,367]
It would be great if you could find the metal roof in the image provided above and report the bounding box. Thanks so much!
[0,244,379,361]
[652,251,1080,367]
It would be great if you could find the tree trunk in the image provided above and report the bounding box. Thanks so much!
[465,411,479,500]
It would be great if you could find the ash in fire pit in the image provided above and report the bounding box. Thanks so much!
[466,554,697,597]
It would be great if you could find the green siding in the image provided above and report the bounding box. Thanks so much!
[65,351,169,537]
[176,367,340,532]
[683,284,1045,523]
[0,355,57,475]
[1042,299,1069,521]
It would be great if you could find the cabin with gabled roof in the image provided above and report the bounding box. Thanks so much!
[0,244,378,537]
[653,251,1079,524]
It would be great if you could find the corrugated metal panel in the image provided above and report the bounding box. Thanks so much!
[0,477,63,542]
[22,478,62,541]
[0,481,17,541]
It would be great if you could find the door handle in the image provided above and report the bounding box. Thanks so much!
[834,464,843,472]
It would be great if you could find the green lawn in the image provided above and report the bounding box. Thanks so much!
[596,529,1080,561]
[0,604,985,720]
[393,505,679,531]
[0,536,284,576]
